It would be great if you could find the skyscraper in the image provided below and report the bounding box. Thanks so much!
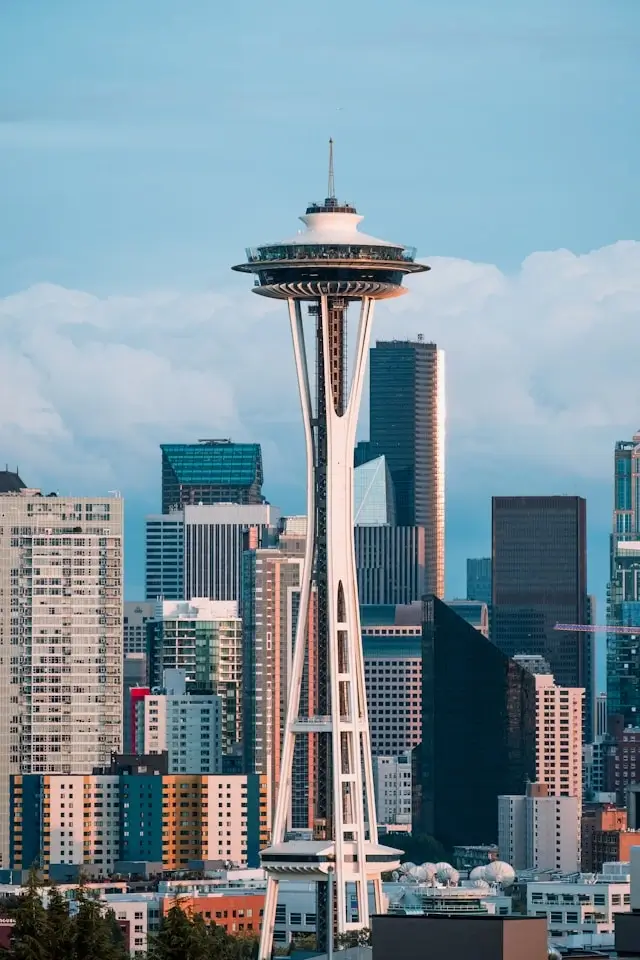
[233,145,427,956]
[466,557,491,604]
[0,487,123,865]
[608,432,640,725]
[354,455,396,525]
[148,599,243,757]
[532,673,583,805]
[145,514,184,600]
[368,339,445,597]
[161,439,264,513]
[354,525,426,605]
[491,496,592,736]
[144,503,280,603]
[361,605,422,757]
[416,597,536,849]
[241,519,317,830]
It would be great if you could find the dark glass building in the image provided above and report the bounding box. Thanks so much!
[416,597,536,849]
[466,557,492,605]
[161,439,264,513]
[368,339,444,596]
[491,495,592,737]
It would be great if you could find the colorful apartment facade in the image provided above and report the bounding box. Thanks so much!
[10,773,268,876]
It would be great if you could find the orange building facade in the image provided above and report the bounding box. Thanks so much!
[160,891,265,935]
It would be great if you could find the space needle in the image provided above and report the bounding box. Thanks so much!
[233,143,429,959]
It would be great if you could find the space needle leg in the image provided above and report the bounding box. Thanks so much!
[320,294,376,935]
[258,299,316,960]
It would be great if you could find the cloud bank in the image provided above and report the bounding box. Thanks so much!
[1,240,639,508]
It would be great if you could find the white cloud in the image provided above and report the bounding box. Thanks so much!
[0,241,639,502]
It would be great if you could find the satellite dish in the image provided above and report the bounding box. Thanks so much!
[469,866,488,881]
[435,863,460,886]
[484,861,516,886]
[469,879,490,891]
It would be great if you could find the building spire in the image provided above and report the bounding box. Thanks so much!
[328,138,335,199]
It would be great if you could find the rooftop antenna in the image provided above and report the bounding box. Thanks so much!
[328,138,335,199]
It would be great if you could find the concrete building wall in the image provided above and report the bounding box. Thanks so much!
[373,753,412,825]
[498,793,579,873]
[0,492,123,865]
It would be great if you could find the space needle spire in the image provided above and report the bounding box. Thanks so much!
[233,151,429,960]
[328,137,335,199]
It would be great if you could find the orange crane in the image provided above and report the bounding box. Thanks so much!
[554,622,640,635]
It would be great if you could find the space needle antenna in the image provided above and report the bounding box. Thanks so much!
[328,138,335,199]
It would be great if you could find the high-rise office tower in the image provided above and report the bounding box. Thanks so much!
[0,486,123,865]
[361,604,423,757]
[416,597,536,849]
[608,433,640,726]
[242,519,317,830]
[491,496,592,737]
[233,145,427,956]
[354,455,396,525]
[353,455,426,605]
[355,526,426,605]
[161,439,264,513]
[184,503,279,602]
[144,503,279,603]
[368,339,445,597]
[148,599,242,757]
[466,557,491,604]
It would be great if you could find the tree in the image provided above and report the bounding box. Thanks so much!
[103,909,129,960]
[44,885,75,960]
[8,867,48,960]
[335,928,372,948]
[148,904,207,960]
[74,888,127,960]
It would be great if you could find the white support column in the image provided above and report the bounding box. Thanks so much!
[320,295,376,932]
[258,300,316,960]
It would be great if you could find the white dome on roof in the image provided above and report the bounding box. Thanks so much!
[469,866,488,881]
[484,861,516,885]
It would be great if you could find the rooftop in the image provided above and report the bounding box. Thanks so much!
[161,441,263,489]
[0,469,26,493]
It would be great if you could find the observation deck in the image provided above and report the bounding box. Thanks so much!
[232,197,429,300]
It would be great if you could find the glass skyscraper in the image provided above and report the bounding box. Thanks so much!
[607,432,640,725]
[416,596,536,849]
[466,557,492,604]
[368,339,445,597]
[354,455,396,525]
[491,496,593,739]
[161,440,264,513]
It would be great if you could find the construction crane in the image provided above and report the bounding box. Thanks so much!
[554,622,640,635]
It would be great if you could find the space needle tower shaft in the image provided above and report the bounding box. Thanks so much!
[233,143,429,960]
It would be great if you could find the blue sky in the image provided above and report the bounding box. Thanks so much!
[1,0,640,687]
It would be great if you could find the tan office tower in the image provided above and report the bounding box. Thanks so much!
[0,483,123,864]
[242,518,317,830]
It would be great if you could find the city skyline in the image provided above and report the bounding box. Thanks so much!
[1,3,638,955]
[0,2,639,649]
